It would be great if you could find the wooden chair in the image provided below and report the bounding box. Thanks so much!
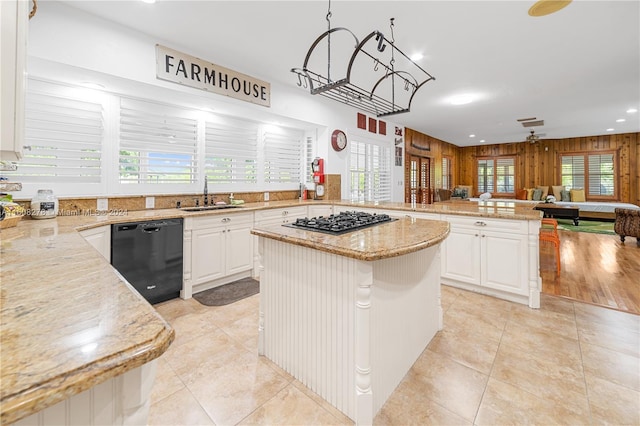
[539,218,561,275]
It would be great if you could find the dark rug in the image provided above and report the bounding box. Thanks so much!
[193,277,259,306]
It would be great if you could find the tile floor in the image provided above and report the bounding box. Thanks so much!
[150,286,639,425]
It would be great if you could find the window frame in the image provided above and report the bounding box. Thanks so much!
[559,150,618,200]
[349,137,392,203]
[441,155,453,190]
[476,155,516,196]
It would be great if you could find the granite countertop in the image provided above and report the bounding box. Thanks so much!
[251,217,450,261]
[0,197,539,424]
[332,199,543,221]
[0,216,176,425]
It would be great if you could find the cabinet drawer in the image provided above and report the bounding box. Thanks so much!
[190,211,254,230]
[442,215,528,234]
[254,206,307,222]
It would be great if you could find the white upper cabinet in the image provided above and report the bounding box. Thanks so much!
[1,0,29,161]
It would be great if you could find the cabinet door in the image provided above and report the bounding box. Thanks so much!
[226,223,254,275]
[0,0,28,161]
[191,227,225,284]
[480,230,528,295]
[441,227,481,285]
[307,204,333,218]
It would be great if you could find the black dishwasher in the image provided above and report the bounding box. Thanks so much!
[111,218,183,304]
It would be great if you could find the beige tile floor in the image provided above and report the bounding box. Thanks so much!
[150,286,640,425]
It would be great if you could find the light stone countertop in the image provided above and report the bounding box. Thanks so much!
[0,198,540,424]
[251,216,450,261]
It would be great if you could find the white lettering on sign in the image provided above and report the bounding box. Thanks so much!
[155,44,270,107]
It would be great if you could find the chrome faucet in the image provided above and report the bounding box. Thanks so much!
[203,176,209,206]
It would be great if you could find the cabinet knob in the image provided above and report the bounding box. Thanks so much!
[475,234,479,237]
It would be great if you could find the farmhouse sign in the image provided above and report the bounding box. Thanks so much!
[156,44,270,107]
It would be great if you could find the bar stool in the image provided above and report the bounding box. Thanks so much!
[539,218,561,275]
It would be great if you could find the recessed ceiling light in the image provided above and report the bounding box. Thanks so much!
[480,139,486,143]
[410,53,424,61]
[616,118,626,123]
[606,128,615,132]
[627,108,638,113]
[141,0,156,3]
[469,134,476,138]
[450,95,474,105]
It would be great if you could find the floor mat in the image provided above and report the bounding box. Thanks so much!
[193,277,259,306]
[556,218,615,235]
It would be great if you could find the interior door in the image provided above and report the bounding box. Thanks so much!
[406,155,432,204]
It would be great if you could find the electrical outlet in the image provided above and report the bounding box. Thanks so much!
[145,197,155,209]
[264,192,270,201]
[96,198,108,211]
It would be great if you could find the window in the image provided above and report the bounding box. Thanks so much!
[442,156,452,190]
[561,152,615,198]
[204,117,258,185]
[304,135,315,185]
[119,98,198,184]
[262,127,303,185]
[477,156,515,195]
[349,139,391,202]
[3,79,105,195]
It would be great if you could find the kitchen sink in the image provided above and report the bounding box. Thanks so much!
[181,204,242,212]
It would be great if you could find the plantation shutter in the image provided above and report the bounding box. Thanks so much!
[5,88,103,183]
[349,140,391,202]
[588,153,614,196]
[304,136,315,184]
[496,157,515,193]
[204,118,258,184]
[441,157,450,190]
[561,155,585,190]
[119,98,198,184]
[263,128,303,184]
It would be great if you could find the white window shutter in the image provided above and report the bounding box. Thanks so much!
[119,98,198,184]
[204,117,258,184]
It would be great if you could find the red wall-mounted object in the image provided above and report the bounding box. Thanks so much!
[312,157,324,184]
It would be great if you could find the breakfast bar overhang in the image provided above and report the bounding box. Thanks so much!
[251,216,450,425]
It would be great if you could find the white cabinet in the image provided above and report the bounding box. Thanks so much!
[183,212,254,298]
[254,206,308,226]
[441,215,532,304]
[79,226,111,262]
[307,204,333,218]
[1,0,29,161]
[252,206,308,278]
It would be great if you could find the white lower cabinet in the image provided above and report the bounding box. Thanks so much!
[307,204,333,218]
[79,225,111,262]
[183,212,253,298]
[441,215,536,306]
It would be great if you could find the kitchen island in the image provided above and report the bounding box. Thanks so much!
[251,216,449,425]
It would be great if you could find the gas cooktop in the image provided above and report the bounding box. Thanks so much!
[283,210,397,235]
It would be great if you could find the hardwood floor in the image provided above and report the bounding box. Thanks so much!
[540,229,640,315]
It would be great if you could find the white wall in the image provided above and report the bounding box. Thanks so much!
[26,1,404,201]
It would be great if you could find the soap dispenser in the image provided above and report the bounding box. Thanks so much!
[229,192,234,204]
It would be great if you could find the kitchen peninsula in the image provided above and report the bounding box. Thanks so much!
[251,216,450,424]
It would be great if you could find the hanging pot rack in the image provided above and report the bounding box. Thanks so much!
[291,9,435,117]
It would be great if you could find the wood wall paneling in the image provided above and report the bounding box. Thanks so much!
[405,129,639,205]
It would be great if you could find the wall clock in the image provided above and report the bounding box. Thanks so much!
[331,129,347,152]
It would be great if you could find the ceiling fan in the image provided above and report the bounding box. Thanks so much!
[526,129,545,143]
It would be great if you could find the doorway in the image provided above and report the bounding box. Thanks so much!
[405,155,432,204]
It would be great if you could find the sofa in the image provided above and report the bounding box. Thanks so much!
[614,208,640,246]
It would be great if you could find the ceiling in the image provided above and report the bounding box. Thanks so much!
[57,0,640,147]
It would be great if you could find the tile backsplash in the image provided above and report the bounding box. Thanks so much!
[14,190,302,214]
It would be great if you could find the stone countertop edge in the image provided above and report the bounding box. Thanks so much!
[251,218,451,261]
